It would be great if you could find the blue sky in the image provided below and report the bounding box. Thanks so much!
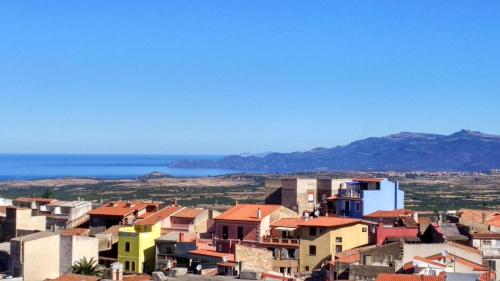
[0,1,499,154]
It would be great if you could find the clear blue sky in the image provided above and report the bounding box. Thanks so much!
[1,1,499,154]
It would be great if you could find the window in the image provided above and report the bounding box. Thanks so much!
[309,245,316,256]
[222,225,229,240]
[309,227,317,236]
[336,237,342,243]
[305,266,310,271]
[362,227,368,232]
[131,261,136,271]
[355,201,361,212]
[483,240,492,246]
[237,226,244,240]
[335,245,342,253]
[125,242,131,252]
[125,261,130,271]
[308,193,314,203]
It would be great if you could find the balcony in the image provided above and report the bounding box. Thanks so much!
[338,189,361,199]
[260,236,300,246]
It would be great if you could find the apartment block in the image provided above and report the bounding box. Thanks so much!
[0,206,46,242]
[10,231,98,281]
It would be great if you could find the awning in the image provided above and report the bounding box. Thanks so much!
[274,227,297,231]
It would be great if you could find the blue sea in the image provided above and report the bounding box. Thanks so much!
[0,154,234,181]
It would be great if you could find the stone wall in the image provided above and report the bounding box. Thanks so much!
[235,244,273,273]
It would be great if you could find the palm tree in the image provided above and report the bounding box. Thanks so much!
[71,257,99,276]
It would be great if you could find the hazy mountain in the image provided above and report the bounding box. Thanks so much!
[169,130,500,172]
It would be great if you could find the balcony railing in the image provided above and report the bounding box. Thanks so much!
[260,236,300,246]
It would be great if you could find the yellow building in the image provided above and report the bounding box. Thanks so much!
[118,206,183,273]
[297,217,371,271]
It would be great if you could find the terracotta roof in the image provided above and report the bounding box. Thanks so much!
[457,209,499,225]
[352,178,384,183]
[214,204,282,222]
[297,217,361,228]
[376,273,445,281]
[471,231,500,239]
[134,206,183,226]
[87,202,152,217]
[426,253,488,272]
[189,249,234,261]
[271,218,304,228]
[413,256,446,268]
[487,215,500,227]
[326,195,338,200]
[45,273,100,281]
[61,228,90,236]
[122,275,152,281]
[365,209,414,219]
[15,197,57,204]
[171,208,203,219]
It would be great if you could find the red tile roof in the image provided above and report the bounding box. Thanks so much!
[45,273,100,281]
[352,178,384,183]
[426,253,488,271]
[122,275,152,281]
[297,217,361,228]
[134,206,183,226]
[189,249,234,261]
[413,256,446,268]
[365,209,414,219]
[61,228,90,236]
[87,202,153,217]
[376,273,445,281]
[171,208,203,219]
[471,231,500,239]
[214,204,282,222]
[271,218,304,228]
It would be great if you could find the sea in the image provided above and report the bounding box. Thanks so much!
[0,154,234,181]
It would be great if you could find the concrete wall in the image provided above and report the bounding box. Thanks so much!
[265,180,282,205]
[11,234,60,281]
[59,235,99,275]
[281,179,317,215]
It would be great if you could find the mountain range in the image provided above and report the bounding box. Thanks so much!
[169,130,500,172]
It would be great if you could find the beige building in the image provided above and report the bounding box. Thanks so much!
[10,231,99,281]
[0,206,46,242]
[297,217,370,271]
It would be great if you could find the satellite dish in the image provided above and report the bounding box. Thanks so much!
[442,250,449,257]
[222,256,229,262]
[314,210,320,217]
[196,264,202,271]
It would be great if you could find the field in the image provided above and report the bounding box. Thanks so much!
[0,172,499,211]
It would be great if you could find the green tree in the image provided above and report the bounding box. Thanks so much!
[41,187,53,199]
[71,257,99,276]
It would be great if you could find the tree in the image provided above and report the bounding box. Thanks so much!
[71,257,99,276]
[41,187,53,199]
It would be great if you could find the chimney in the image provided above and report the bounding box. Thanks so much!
[257,208,262,219]
[234,200,238,206]
[110,262,123,281]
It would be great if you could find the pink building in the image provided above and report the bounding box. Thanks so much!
[213,204,297,253]
[364,209,420,245]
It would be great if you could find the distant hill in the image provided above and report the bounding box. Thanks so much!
[169,130,500,172]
